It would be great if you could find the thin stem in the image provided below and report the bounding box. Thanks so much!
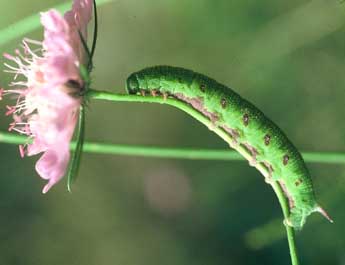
[86,89,301,265]
[270,182,300,265]
[0,131,344,164]
[86,89,345,166]
[2,91,344,264]
[90,0,99,63]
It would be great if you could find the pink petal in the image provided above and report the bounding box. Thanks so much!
[19,145,25,158]
[35,147,70,193]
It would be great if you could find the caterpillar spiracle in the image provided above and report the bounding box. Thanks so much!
[126,65,333,229]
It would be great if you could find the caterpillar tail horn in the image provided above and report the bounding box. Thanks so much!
[316,205,333,223]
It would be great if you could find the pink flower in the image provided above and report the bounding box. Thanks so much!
[1,0,93,193]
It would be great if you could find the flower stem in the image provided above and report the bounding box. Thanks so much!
[85,89,345,164]
[2,90,344,264]
[87,89,302,263]
[271,180,300,265]
[0,131,344,163]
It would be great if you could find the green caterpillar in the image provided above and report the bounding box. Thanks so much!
[126,65,333,229]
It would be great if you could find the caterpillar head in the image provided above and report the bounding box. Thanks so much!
[126,73,140,95]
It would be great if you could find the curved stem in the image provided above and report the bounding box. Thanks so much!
[90,0,99,63]
[86,89,300,265]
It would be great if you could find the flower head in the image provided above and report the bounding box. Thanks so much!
[1,0,93,193]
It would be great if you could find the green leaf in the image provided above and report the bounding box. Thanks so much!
[67,105,86,192]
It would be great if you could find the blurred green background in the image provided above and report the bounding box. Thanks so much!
[1,0,345,264]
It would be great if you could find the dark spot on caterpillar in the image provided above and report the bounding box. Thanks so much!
[200,84,206,92]
[243,114,249,126]
[283,155,289,166]
[264,134,271,146]
[220,98,227,109]
[295,179,303,187]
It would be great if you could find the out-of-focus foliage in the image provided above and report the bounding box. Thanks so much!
[1,1,345,264]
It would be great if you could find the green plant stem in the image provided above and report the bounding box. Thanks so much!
[0,0,114,47]
[0,131,344,164]
[3,90,345,265]
[87,89,301,263]
[271,181,300,265]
